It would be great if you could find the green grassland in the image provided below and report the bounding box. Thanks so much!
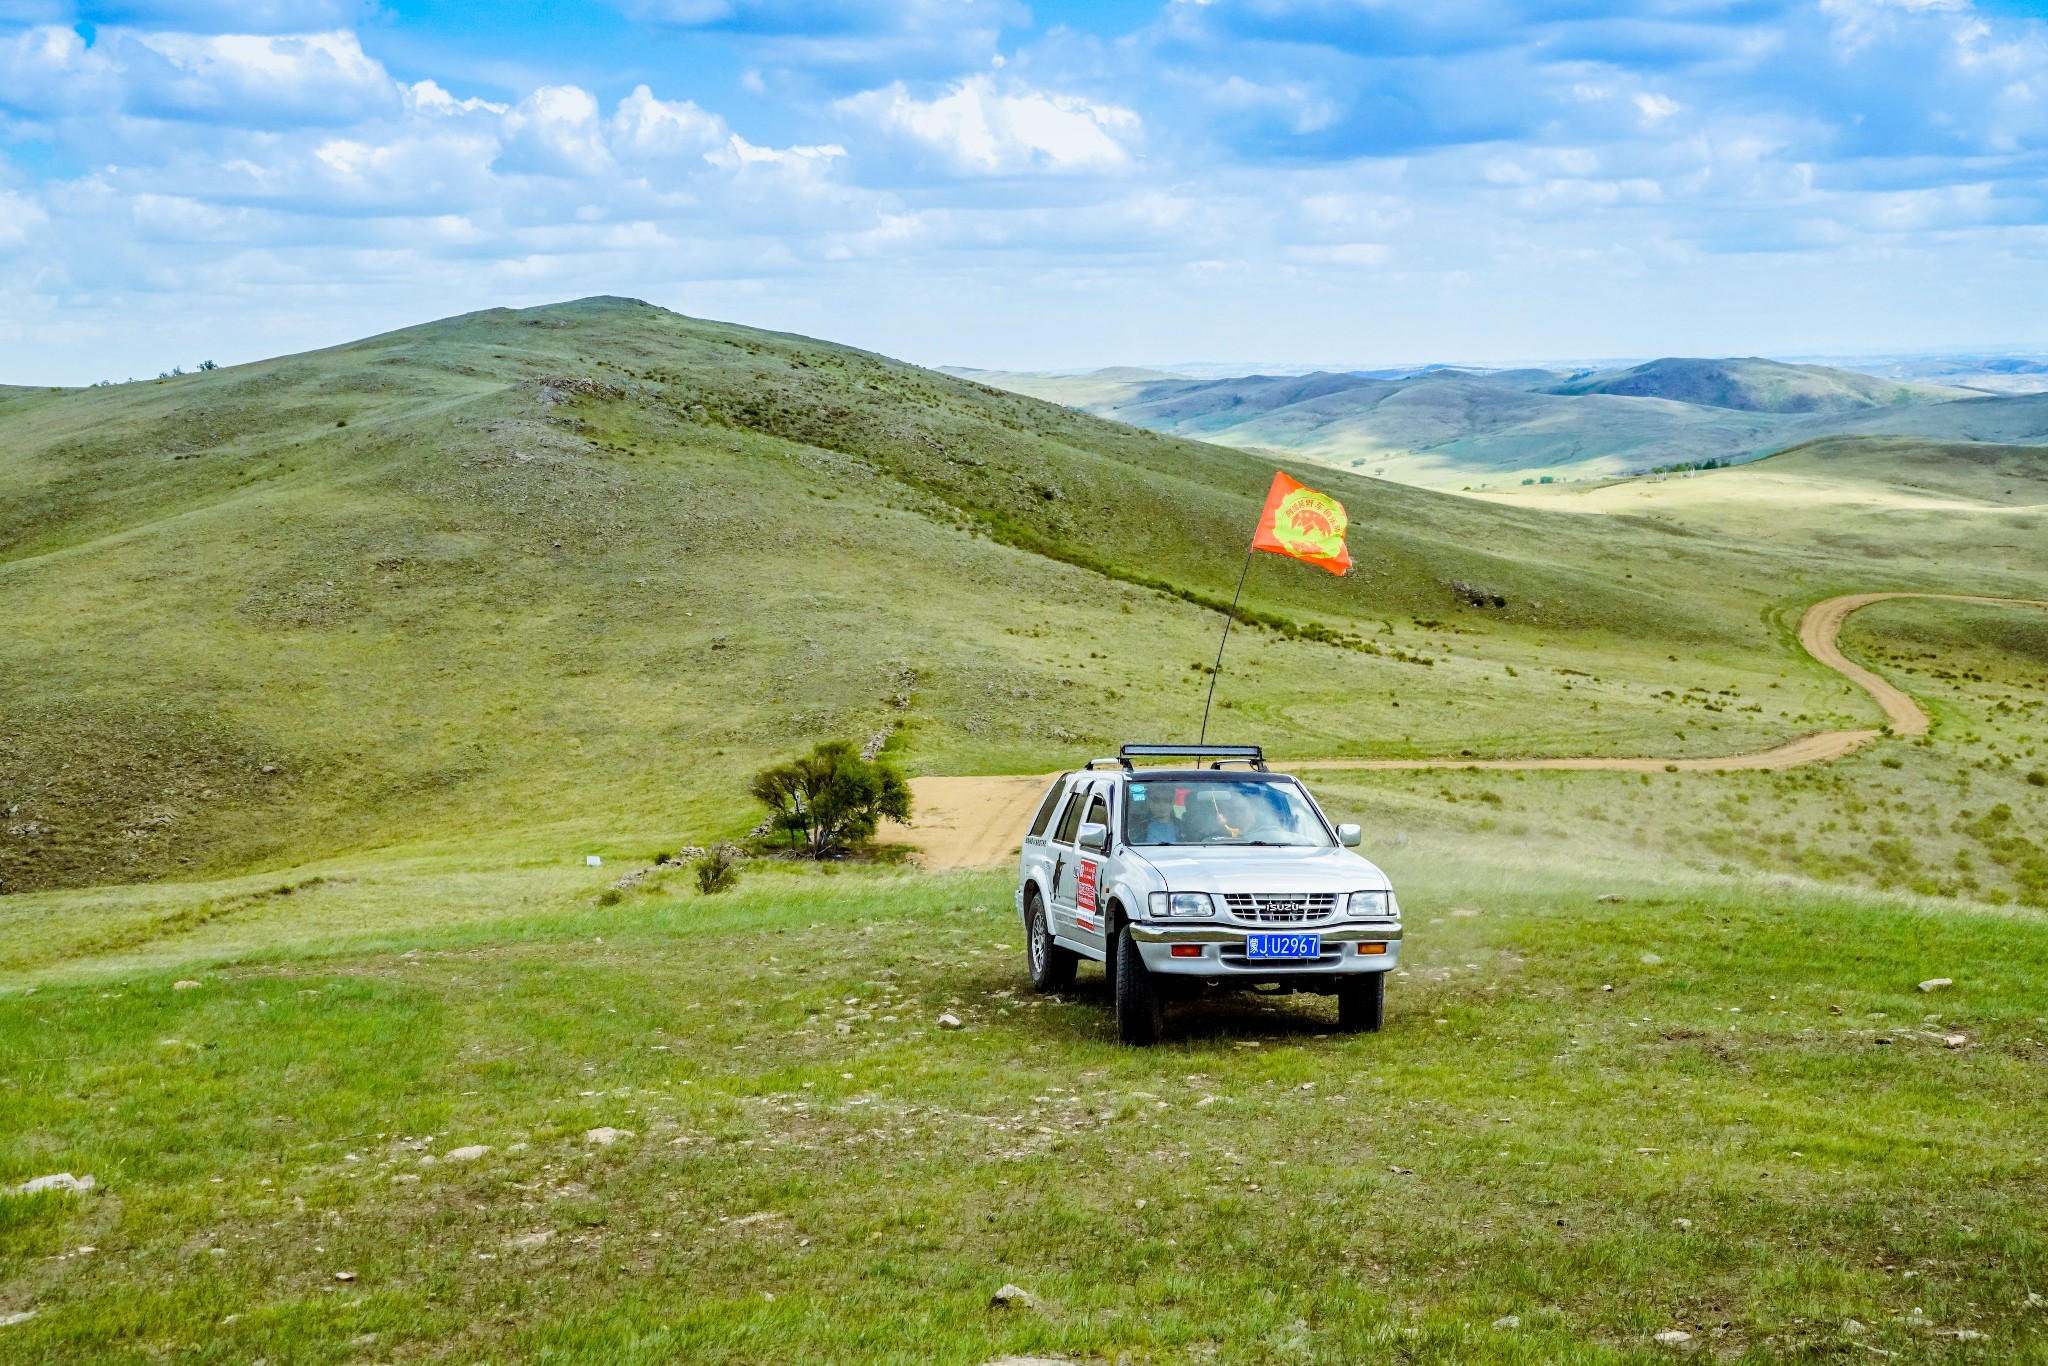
[5,298,2046,897]
[7,300,2048,1361]
[6,844,2048,1363]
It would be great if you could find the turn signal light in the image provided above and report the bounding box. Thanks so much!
[1356,943,1388,956]
[1170,944,1203,958]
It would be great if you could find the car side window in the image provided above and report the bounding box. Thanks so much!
[1027,776,1069,839]
[1084,793,1110,842]
[1052,789,1087,845]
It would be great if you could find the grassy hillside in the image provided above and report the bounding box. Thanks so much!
[10,306,2048,1363]
[1553,357,1970,412]
[964,360,2041,488]
[2,299,2039,897]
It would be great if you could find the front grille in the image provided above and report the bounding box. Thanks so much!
[1222,892,1339,924]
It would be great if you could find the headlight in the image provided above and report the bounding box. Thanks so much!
[1348,890,1394,918]
[1148,891,1215,919]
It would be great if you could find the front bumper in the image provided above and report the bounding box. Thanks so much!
[1130,919,1402,976]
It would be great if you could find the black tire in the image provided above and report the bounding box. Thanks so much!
[1026,890,1077,993]
[1337,972,1386,1033]
[1113,925,1166,1045]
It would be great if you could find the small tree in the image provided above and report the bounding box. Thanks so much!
[749,740,911,858]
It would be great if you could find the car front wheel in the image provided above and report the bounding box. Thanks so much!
[1337,972,1385,1032]
[1113,925,1165,1045]
[1026,890,1077,993]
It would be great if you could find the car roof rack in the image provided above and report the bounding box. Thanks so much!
[1090,743,1268,773]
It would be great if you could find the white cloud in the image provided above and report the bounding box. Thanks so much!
[611,84,728,161]
[118,29,398,124]
[839,74,1139,173]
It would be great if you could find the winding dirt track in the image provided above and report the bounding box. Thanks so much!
[886,593,2048,870]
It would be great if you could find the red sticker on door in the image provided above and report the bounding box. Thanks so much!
[1075,860,1099,928]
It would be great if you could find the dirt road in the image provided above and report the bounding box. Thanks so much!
[885,592,2048,870]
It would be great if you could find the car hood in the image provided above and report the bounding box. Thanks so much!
[1132,845,1392,895]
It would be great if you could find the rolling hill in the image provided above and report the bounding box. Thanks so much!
[5,298,2044,897]
[958,357,2048,488]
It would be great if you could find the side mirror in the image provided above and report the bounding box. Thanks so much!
[1337,823,1362,847]
[1078,821,1109,853]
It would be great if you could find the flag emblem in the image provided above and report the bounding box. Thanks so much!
[1252,471,1351,575]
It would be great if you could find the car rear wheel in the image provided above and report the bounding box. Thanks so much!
[1337,972,1385,1032]
[1114,925,1165,1045]
[1026,891,1076,993]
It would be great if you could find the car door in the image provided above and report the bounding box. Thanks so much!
[1070,787,1114,954]
[1019,773,1071,924]
[1046,783,1090,944]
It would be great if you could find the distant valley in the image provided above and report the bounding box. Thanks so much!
[951,355,2048,488]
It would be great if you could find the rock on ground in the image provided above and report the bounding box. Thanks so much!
[1654,1329,1693,1345]
[990,1283,1039,1310]
[1,1312,37,1328]
[445,1145,490,1162]
[585,1127,632,1146]
[1918,977,1954,992]
[15,1174,94,1196]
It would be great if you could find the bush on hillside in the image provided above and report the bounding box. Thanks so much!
[694,842,744,894]
[750,740,912,858]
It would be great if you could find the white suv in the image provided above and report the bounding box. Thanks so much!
[1015,744,1402,1044]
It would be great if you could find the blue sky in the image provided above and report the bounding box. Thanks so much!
[3,0,2048,382]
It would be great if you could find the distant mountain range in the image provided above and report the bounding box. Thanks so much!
[946,356,2048,487]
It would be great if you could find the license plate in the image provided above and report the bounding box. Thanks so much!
[1246,932,1320,960]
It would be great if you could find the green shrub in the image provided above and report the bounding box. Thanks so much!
[750,740,912,858]
[693,842,743,894]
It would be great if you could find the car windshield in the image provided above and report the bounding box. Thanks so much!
[1122,778,1332,847]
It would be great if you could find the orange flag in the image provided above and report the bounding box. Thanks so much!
[1251,471,1351,575]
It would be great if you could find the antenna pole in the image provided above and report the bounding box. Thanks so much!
[1198,545,1255,748]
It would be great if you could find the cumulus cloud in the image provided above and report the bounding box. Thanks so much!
[0,25,398,125]
[840,75,1140,173]
[3,0,2048,381]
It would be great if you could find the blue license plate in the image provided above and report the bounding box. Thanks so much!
[1246,932,1321,960]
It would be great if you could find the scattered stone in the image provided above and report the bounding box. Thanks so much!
[173,980,201,991]
[990,1283,1040,1310]
[509,1230,554,1250]
[1918,978,1953,993]
[2027,1293,2047,1309]
[1942,1034,1969,1049]
[980,1358,1068,1366]
[1597,894,1626,904]
[1601,984,1614,993]
[585,1127,632,1146]
[1388,1166,1415,1175]
[1940,1329,1987,1341]
[0,1311,36,1328]
[445,1145,490,1162]
[727,1211,784,1229]
[1493,1315,1522,1330]
[1671,1218,1693,1231]
[333,1271,355,1282]
[15,1173,94,1196]
[1842,1319,1867,1335]
[1654,1329,1692,1345]
[1639,953,1662,966]
[937,1012,963,1030]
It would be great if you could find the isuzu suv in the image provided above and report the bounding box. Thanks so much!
[1015,744,1402,1044]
